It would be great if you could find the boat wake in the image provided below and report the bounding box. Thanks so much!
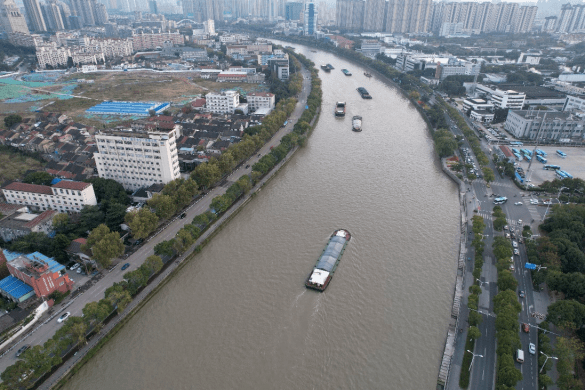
[292,290,306,308]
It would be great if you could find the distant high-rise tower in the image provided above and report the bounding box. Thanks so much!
[557,3,585,33]
[94,2,108,24]
[23,0,47,32]
[149,0,158,14]
[363,0,385,32]
[384,0,432,34]
[304,1,317,35]
[41,0,65,31]
[285,1,303,21]
[336,0,364,31]
[0,0,30,34]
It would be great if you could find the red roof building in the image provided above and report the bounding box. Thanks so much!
[6,252,73,298]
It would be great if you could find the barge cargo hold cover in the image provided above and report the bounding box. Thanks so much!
[305,229,351,291]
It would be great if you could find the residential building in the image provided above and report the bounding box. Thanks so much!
[335,0,364,31]
[132,32,183,51]
[474,85,525,110]
[267,55,289,80]
[94,128,181,191]
[304,1,317,35]
[3,252,74,300]
[384,0,432,34]
[557,3,585,34]
[246,92,275,112]
[0,0,30,34]
[205,90,240,114]
[285,1,303,21]
[0,205,57,242]
[504,110,585,141]
[41,0,66,31]
[435,58,481,81]
[363,0,385,31]
[2,180,97,213]
[23,0,46,32]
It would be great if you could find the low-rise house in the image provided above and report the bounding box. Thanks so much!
[0,206,57,242]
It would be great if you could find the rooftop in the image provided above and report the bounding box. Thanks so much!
[52,180,90,191]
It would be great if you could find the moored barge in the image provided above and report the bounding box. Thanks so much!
[305,229,351,292]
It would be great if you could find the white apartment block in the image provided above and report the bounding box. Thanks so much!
[36,45,70,68]
[563,95,585,113]
[132,32,183,51]
[474,85,525,110]
[246,92,275,112]
[436,58,481,80]
[94,129,181,191]
[80,38,133,58]
[206,90,240,114]
[1,181,97,213]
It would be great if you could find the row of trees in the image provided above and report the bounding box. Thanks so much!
[1,254,163,389]
[460,215,486,388]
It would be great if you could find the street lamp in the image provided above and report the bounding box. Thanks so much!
[543,186,567,221]
[476,278,489,286]
[540,351,558,373]
[467,349,484,371]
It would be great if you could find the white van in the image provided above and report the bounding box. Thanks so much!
[516,349,524,363]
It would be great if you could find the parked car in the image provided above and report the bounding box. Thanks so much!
[121,263,130,271]
[245,164,250,168]
[509,264,515,271]
[16,345,30,357]
[57,312,71,323]
[180,212,187,219]
[518,219,523,225]
[70,263,80,271]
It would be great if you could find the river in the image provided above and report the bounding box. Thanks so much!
[67,43,460,389]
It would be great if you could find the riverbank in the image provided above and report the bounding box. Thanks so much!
[41,62,320,389]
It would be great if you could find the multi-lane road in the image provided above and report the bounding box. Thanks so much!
[0,65,312,376]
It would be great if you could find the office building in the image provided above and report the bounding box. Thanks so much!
[246,92,275,112]
[435,58,481,81]
[94,128,181,191]
[304,1,317,35]
[474,85,525,110]
[149,0,158,14]
[205,90,241,114]
[0,0,30,34]
[504,110,585,141]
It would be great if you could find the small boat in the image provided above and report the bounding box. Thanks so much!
[321,64,331,72]
[335,102,346,117]
[326,63,334,70]
[342,69,352,76]
[305,229,351,292]
[364,72,372,77]
[310,49,317,53]
[357,87,372,99]
[352,115,362,132]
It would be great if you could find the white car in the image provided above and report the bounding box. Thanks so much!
[57,312,71,323]
[69,263,79,271]
[514,202,523,205]
[529,343,536,354]
[530,199,538,205]
[514,248,520,255]
[512,241,518,248]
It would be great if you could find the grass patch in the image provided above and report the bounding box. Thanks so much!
[459,335,476,389]
[43,97,96,114]
[0,146,45,183]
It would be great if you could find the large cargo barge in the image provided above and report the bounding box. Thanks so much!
[305,229,351,292]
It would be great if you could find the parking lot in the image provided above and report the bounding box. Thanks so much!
[514,146,585,185]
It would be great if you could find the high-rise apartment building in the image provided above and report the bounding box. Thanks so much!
[336,0,364,31]
[304,1,317,35]
[384,0,432,34]
[183,0,224,22]
[23,0,46,32]
[557,3,585,33]
[41,1,65,31]
[362,0,385,31]
[70,0,95,26]
[94,3,109,25]
[0,0,30,34]
[285,1,303,21]
[94,128,181,191]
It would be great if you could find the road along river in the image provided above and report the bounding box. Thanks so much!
[67,43,461,389]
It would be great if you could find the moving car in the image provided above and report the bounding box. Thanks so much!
[518,219,523,225]
[180,212,187,219]
[529,343,536,354]
[509,265,515,271]
[514,248,520,255]
[16,345,30,357]
[121,263,131,271]
[522,323,530,333]
[512,241,518,248]
[514,202,523,205]
[57,312,71,323]
[519,290,525,298]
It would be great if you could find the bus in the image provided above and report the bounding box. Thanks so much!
[536,149,547,157]
[544,164,561,170]
[556,170,573,179]
[536,155,547,164]
[521,149,532,156]
[556,150,567,157]
[512,148,520,154]
[514,153,522,161]
[510,141,524,146]
[494,197,508,205]
[524,154,532,162]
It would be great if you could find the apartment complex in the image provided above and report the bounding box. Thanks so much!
[1,180,97,213]
[132,32,183,51]
[504,110,585,141]
[0,0,30,34]
[246,92,276,112]
[556,3,585,34]
[94,128,181,191]
[205,90,241,114]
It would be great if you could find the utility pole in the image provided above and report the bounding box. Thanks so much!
[525,111,547,190]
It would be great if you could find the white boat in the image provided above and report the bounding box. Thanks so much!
[352,115,362,132]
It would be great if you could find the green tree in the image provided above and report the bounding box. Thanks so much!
[546,300,585,330]
[86,177,130,205]
[468,310,482,327]
[173,228,195,254]
[67,317,88,346]
[82,300,112,332]
[154,240,175,257]
[482,167,495,183]
[468,326,481,339]
[497,354,523,388]
[1,360,32,389]
[52,213,69,231]
[141,255,163,277]
[191,162,221,189]
[498,270,518,291]
[103,201,127,232]
[4,114,22,128]
[105,283,132,312]
[82,224,111,252]
[23,171,54,185]
[147,193,177,220]
[90,231,124,268]
[125,208,159,240]
[123,269,148,296]
[493,216,508,231]
[78,205,105,234]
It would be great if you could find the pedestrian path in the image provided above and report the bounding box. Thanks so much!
[475,210,519,229]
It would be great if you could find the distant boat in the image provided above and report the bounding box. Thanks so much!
[342,69,352,76]
[352,116,362,132]
[364,72,372,77]
[357,87,372,99]
[335,102,346,117]
[305,229,351,292]
[321,64,331,72]
[310,49,317,52]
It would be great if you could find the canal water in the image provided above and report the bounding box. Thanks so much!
[67,43,460,389]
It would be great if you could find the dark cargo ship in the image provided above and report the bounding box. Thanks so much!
[342,69,352,76]
[305,229,351,292]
